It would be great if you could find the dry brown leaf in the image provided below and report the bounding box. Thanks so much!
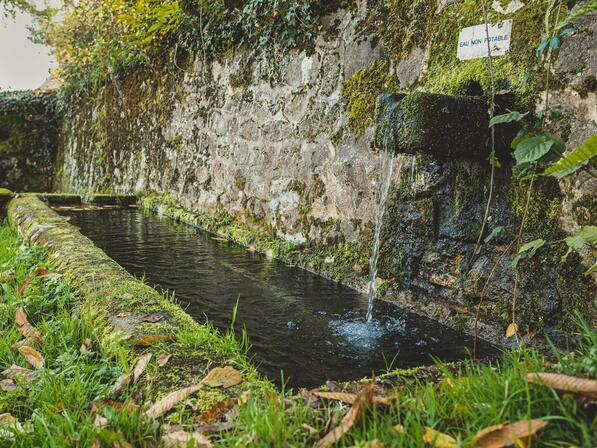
[93,414,109,429]
[34,267,49,276]
[423,427,457,448]
[157,353,172,367]
[0,379,16,392]
[145,384,204,419]
[197,399,235,424]
[18,346,44,369]
[141,315,163,323]
[527,372,597,398]
[200,366,243,388]
[18,268,49,296]
[313,391,391,406]
[1,365,35,382]
[472,418,548,447]
[79,344,88,354]
[133,335,176,347]
[302,423,319,435]
[111,373,131,397]
[239,390,251,404]
[11,337,38,351]
[19,323,42,343]
[506,323,518,338]
[315,383,375,448]
[18,278,33,296]
[15,309,28,327]
[161,430,213,448]
[133,353,153,383]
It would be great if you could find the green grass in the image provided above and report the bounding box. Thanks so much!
[0,220,595,447]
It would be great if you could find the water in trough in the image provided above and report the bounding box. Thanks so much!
[65,208,495,388]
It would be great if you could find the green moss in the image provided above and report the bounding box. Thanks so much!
[341,61,399,135]
[509,177,562,239]
[421,0,553,106]
[375,0,438,62]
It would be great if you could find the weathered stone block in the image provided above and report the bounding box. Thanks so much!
[375,92,490,159]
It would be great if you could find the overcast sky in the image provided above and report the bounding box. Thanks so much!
[0,1,59,91]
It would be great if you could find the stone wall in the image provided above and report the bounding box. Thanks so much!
[56,1,595,345]
[0,91,62,192]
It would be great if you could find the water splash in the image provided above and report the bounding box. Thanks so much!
[366,150,395,322]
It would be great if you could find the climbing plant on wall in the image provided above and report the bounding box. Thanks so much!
[472,0,597,348]
[27,0,342,93]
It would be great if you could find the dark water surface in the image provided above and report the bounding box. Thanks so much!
[65,208,494,388]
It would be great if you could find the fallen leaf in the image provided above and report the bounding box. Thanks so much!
[423,427,457,448]
[91,400,138,414]
[79,344,88,354]
[239,390,251,404]
[93,414,108,428]
[15,309,28,327]
[393,424,405,434]
[145,384,204,419]
[211,237,228,242]
[200,366,243,388]
[115,312,132,318]
[18,346,44,369]
[302,423,319,435]
[0,379,16,392]
[161,430,213,448]
[472,418,548,447]
[18,268,50,296]
[133,353,153,383]
[197,399,235,424]
[1,365,35,382]
[527,372,597,398]
[114,439,133,448]
[141,315,163,323]
[316,383,374,448]
[133,335,176,347]
[12,337,38,351]
[34,268,49,276]
[18,323,42,343]
[313,391,391,406]
[157,353,172,367]
[0,413,23,432]
[506,323,518,338]
[111,373,131,397]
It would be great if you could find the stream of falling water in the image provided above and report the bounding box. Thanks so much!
[366,150,396,322]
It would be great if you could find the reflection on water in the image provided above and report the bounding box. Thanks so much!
[65,208,495,388]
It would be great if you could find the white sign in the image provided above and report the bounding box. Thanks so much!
[457,20,512,60]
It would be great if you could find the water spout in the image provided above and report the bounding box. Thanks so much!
[366,150,395,322]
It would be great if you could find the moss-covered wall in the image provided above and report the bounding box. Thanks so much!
[55,1,595,345]
[0,91,62,192]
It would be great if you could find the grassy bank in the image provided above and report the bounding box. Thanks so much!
[1,219,595,447]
